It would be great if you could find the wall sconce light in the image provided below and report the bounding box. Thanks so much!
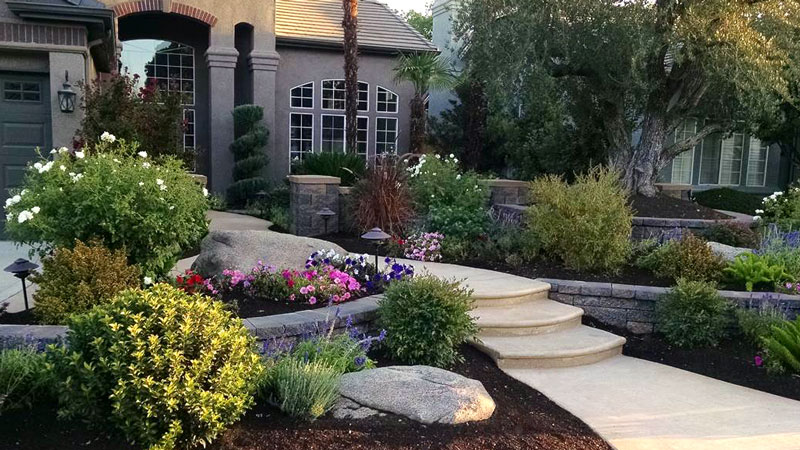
[58,70,76,113]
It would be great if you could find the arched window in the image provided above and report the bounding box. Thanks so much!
[376,86,398,113]
[290,82,314,109]
[120,39,195,150]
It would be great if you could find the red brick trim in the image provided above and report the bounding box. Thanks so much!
[112,0,218,27]
[0,21,87,47]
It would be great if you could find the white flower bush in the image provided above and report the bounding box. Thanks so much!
[757,184,800,230]
[3,137,209,277]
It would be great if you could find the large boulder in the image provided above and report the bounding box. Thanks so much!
[192,230,346,277]
[707,241,753,263]
[332,366,495,424]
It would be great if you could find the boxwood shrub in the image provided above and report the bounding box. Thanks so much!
[49,284,262,450]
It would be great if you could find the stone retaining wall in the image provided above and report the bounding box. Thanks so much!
[540,279,800,334]
[0,296,381,350]
[632,217,739,240]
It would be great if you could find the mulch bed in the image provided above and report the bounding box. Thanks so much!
[630,194,729,220]
[585,317,800,401]
[0,345,611,450]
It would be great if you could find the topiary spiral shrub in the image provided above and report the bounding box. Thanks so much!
[49,284,263,450]
[32,239,141,325]
[227,105,270,207]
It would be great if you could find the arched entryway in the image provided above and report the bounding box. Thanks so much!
[117,12,211,174]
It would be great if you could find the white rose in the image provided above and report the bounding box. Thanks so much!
[138,151,148,158]
[75,151,85,159]
[58,147,69,154]
[33,162,42,170]
[17,210,33,223]
[202,187,209,197]
[100,132,116,143]
[143,276,153,286]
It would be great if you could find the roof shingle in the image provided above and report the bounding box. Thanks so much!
[276,0,438,52]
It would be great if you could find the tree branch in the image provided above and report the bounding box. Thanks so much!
[662,122,728,160]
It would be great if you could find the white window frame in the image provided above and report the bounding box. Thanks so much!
[746,137,769,187]
[289,81,314,109]
[289,112,314,163]
[321,114,347,153]
[358,81,369,112]
[356,116,369,157]
[717,131,745,186]
[376,86,399,113]
[321,79,346,111]
[670,119,697,185]
[375,117,399,155]
[183,108,195,151]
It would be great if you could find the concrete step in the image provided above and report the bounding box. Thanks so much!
[472,300,583,336]
[472,283,551,307]
[472,326,626,369]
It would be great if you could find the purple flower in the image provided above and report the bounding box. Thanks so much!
[755,355,764,367]
[354,356,366,367]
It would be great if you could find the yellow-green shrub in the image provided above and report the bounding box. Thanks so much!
[49,284,262,450]
[32,240,140,325]
[527,166,632,272]
[637,233,726,282]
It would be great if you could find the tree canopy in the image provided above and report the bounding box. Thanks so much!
[457,0,800,195]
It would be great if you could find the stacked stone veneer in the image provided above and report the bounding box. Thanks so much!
[0,296,380,350]
[289,175,341,237]
[480,180,530,206]
[541,279,800,334]
[632,217,741,241]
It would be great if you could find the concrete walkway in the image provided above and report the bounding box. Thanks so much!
[506,356,800,450]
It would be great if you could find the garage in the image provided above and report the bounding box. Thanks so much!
[0,71,51,233]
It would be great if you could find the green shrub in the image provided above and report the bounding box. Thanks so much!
[3,139,209,278]
[378,275,477,367]
[78,72,189,163]
[656,279,733,348]
[702,222,759,248]
[31,240,141,325]
[528,166,632,272]
[352,158,415,235]
[758,185,800,231]
[408,154,489,240]
[0,347,53,414]
[736,301,787,347]
[693,188,764,216]
[724,253,794,292]
[758,226,800,278]
[637,234,726,282]
[290,333,376,374]
[294,152,366,187]
[49,284,262,450]
[259,358,340,421]
[228,105,270,207]
[763,316,800,374]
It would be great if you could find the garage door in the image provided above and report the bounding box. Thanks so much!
[0,72,51,235]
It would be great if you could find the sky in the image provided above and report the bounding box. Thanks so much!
[380,0,430,14]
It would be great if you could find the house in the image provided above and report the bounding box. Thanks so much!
[431,0,796,195]
[0,0,437,210]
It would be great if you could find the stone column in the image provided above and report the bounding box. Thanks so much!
[249,50,281,182]
[289,175,341,237]
[205,46,238,194]
[479,179,531,206]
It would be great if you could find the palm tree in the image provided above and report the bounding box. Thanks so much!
[342,0,359,153]
[394,52,455,153]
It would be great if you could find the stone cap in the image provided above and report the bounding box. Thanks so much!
[338,186,354,195]
[287,175,341,185]
[480,179,529,188]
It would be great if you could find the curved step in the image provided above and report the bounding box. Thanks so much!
[473,283,551,307]
[473,300,583,336]
[472,326,626,369]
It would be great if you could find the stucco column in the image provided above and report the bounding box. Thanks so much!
[249,50,281,182]
[205,46,238,194]
[48,52,85,148]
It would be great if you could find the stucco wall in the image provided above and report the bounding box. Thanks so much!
[272,46,415,182]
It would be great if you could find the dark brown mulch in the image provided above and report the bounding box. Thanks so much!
[0,308,37,324]
[631,194,729,220]
[0,346,611,450]
[585,317,800,401]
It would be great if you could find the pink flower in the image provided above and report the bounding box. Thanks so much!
[289,294,296,301]
[309,296,317,305]
[299,286,308,295]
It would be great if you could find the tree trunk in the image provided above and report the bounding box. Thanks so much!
[342,0,358,154]
[463,80,487,169]
[409,94,426,153]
